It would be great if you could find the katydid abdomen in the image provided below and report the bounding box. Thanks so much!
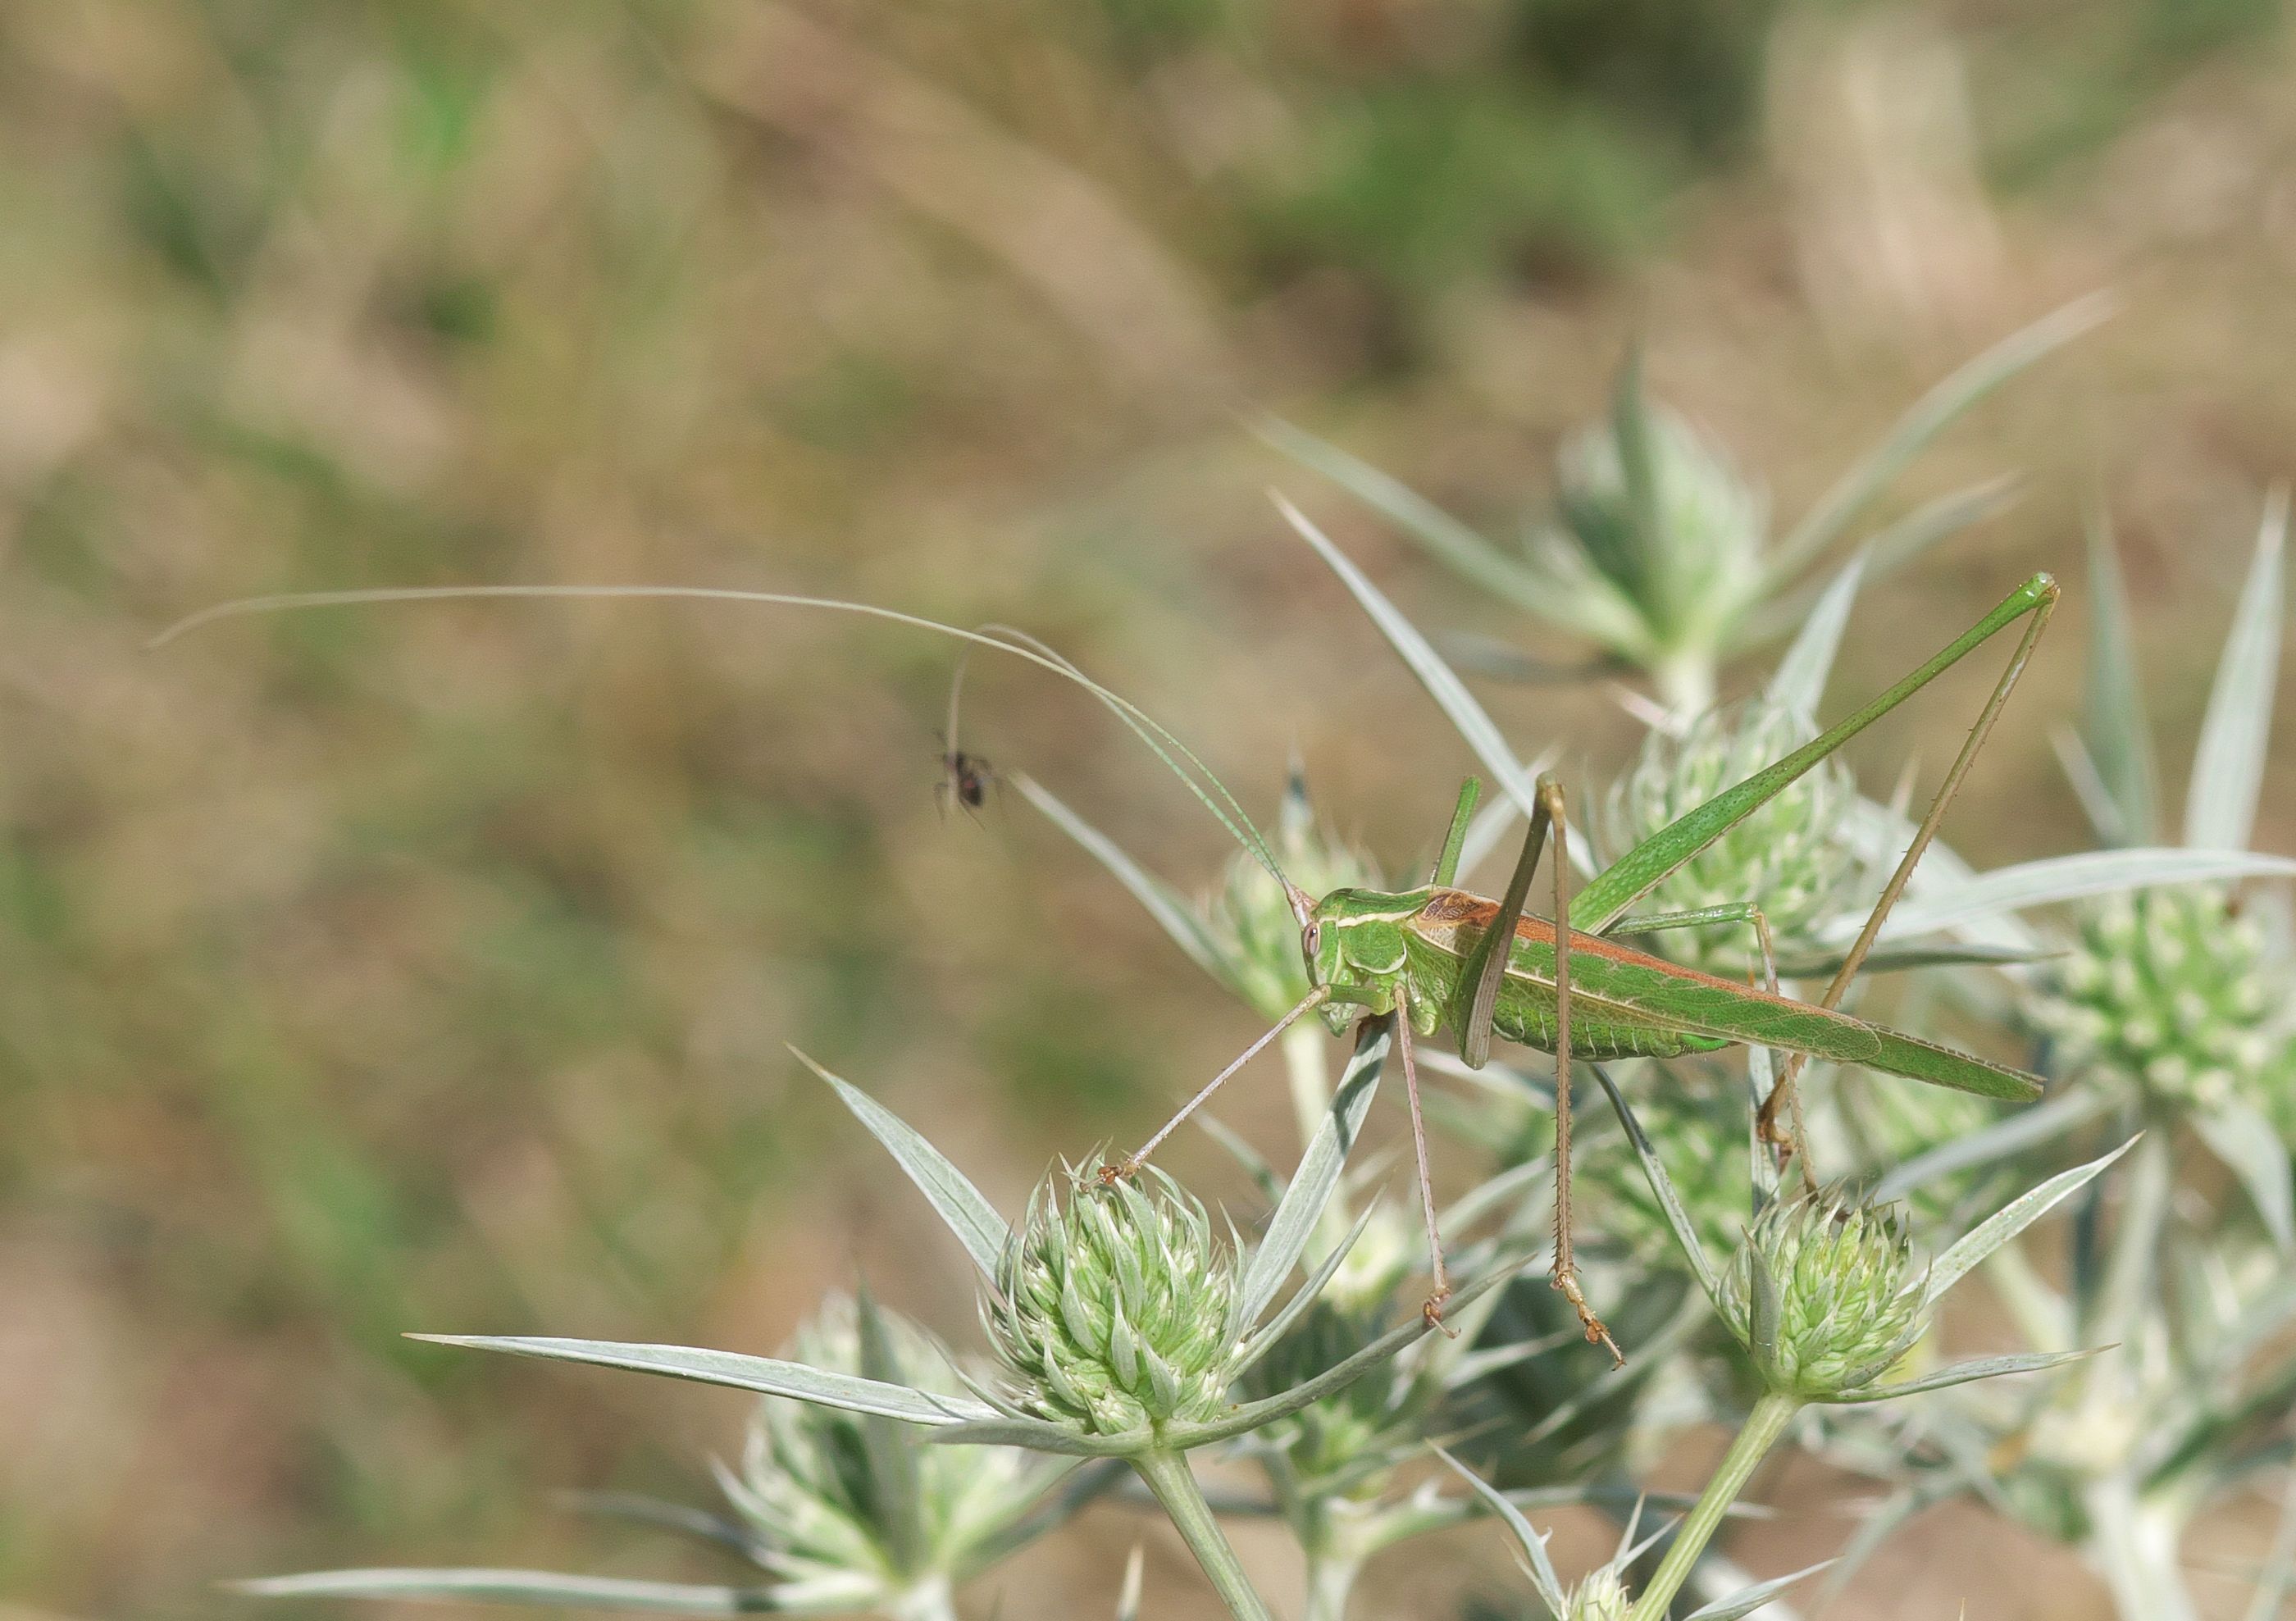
[1405,889,2040,1101]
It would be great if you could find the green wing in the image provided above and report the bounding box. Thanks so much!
[1551,940,2042,1103]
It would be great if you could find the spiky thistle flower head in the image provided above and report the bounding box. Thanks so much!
[1718,1187,1923,1400]
[1600,698,1861,968]
[1550,397,1768,663]
[2028,885,2296,1117]
[724,1294,1036,1596]
[988,1163,1243,1435]
[1561,1567,1633,1621]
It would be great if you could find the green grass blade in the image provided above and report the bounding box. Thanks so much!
[801,1054,1011,1279]
[1828,848,2296,942]
[1765,294,2112,585]
[1233,1021,1388,1334]
[410,1335,993,1423]
[1924,1138,2137,1309]
[2186,487,2288,852]
[2082,503,2160,845]
[231,1570,797,1612]
[1278,495,1551,818]
[1573,575,2057,933]
[1010,772,1230,985]
[1255,419,1557,621]
[1765,545,1867,719]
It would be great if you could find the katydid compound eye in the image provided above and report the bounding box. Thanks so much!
[1302,922,1322,958]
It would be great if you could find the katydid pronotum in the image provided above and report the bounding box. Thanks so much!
[156,569,2058,1364]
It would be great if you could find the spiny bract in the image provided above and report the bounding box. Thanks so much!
[988,1163,1241,1435]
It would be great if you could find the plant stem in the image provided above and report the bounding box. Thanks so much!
[891,1576,960,1621]
[1132,1447,1273,1621]
[1303,1548,1361,1621]
[1627,1391,1801,1621]
[1652,649,1718,721]
[2084,1475,2199,1621]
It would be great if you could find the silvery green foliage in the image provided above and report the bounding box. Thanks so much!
[1538,370,1770,701]
[1267,298,2107,713]
[1718,1190,1923,1401]
[1601,699,1861,968]
[1207,772,1381,1021]
[1580,1085,1750,1267]
[990,1164,1243,1434]
[2028,886,2294,1114]
[722,1294,1039,1606]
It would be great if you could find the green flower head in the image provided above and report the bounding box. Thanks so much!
[2029,886,2296,1117]
[726,1294,1036,1601]
[988,1163,1242,1435]
[1719,1188,1923,1400]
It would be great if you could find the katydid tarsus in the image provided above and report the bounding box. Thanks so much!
[155,569,2058,1363]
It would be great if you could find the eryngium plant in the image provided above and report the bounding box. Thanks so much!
[1718,1189,1921,1401]
[1264,297,2108,714]
[991,1164,1241,1433]
[2029,886,2291,1114]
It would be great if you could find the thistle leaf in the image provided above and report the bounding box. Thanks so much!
[2082,503,2160,845]
[1924,1138,2137,1309]
[1278,495,1551,820]
[412,1336,995,1425]
[2190,1099,2295,1253]
[1589,1064,1724,1305]
[1836,849,2296,942]
[2186,488,2289,853]
[1168,1259,1525,1446]
[1255,419,1555,620]
[1681,1559,1834,1620]
[1010,773,1230,986]
[1873,1088,2111,1204]
[1765,293,2112,585]
[230,1570,801,1613]
[1826,1347,2101,1403]
[1433,1447,1569,1614]
[1765,546,1867,721]
[802,1054,1010,1279]
[1235,1020,1389,1335]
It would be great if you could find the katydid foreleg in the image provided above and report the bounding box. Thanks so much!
[1387,990,1455,1333]
[1453,776,1621,1364]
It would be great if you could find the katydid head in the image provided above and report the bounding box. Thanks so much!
[1301,886,1422,1034]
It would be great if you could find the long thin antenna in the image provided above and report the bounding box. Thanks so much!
[154,584,1297,892]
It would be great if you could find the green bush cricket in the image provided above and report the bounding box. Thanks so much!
[157,569,2057,1363]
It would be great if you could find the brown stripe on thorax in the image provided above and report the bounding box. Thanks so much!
[1411,887,1815,1006]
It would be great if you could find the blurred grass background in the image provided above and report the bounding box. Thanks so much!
[4,2,2296,1617]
